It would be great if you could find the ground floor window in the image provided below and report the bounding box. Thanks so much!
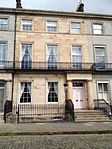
[20,82,31,103]
[98,83,108,101]
[48,82,58,103]
[0,83,5,111]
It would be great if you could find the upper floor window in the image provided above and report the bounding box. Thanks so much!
[47,45,58,69]
[0,43,6,67]
[0,18,8,30]
[46,21,57,32]
[93,23,103,34]
[21,44,32,69]
[21,20,32,31]
[95,46,105,69]
[72,45,82,69]
[70,22,81,33]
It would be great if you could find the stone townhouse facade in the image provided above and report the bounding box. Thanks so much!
[13,9,91,109]
[0,8,112,121]
[0,9,15,113]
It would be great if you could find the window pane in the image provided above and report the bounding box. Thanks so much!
[72,46,82,63]
[0,18,8,30]
[47,45,58,69]
[95,47,105,65]
[72,56,82,63]
[94,30,102,34]
[71,22,80,29]
[0,43,6,67]
[20,82,31,103]
[22,20,32,31]
[21,44,32,69]
[98,83,103,92]
[47,21,57,27]
[96,48,105,56]
[93,24,102,34]
[72,46,82,54]
[73,82,83,87]
[93,24,102,29]
[98,83,108,92]
[103,83,108,91]
[48,82,58,102]
[96,57,105,63]
[0,83,5,88]
[71,22,81,33]
[47,21,57,32]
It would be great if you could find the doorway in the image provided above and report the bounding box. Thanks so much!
[73,82,86,109]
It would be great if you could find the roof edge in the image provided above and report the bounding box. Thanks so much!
[0,7,112,19]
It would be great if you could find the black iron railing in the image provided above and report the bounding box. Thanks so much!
[94,99,112,119]
[9,104,65,123]
[0,61,13,69]
[15,62,93,70]
[1,61,112,71]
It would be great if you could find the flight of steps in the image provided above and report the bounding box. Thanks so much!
[75,110,111,123]
[0,112,4,123]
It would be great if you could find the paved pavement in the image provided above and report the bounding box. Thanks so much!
[0,134,112,149]
[0,122,112,135]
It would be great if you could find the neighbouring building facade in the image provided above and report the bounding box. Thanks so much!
[0,7,112,122]
[0,10,15,113]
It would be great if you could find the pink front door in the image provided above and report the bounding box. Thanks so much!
[73,83,86,109]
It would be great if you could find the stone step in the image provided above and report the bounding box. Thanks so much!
[76,116,110,120]
[75,110,104,113]
[74,109,102,112]
[76,115,108,119]
[0,113,4,123]
[75,110,111,123]
[75,119,111,123]
[75,113,105,116]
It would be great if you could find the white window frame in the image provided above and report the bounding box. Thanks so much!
[46,44,58,68]
[94,45,106,69]
[97,81,109,102]
[20,43,33,69]
[93,23,103,35]
[19,82,32,104]
[46,81,59,104]
[70,22,81,34]
[0,18,8,30]
[46,20,57,32]
[21,19,32,31]
[0,42,7,67]
[71,45,82,63]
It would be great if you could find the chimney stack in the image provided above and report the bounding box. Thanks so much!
[16,0,22,8]
[76,0,84,12]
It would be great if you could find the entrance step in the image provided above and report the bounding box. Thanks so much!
[75,110,111,123]
[0,112,4,123]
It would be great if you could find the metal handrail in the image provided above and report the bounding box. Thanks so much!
[94,99,112,119]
